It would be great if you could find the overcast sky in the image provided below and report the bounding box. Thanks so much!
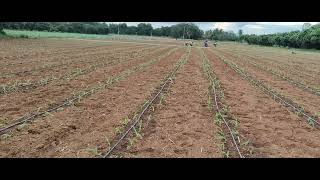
[113,22,319,35]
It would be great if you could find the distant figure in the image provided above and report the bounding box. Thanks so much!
[185,41,193,46]
[204,40,209,47]
[292,51,296,54]
[213,42,217,47]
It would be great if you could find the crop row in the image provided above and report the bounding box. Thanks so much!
[0,47,180,134]
[0,46,166,95]
[103,47,191,157]
[216,49,320,96]
[212,49,319,128]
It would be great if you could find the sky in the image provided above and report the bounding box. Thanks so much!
[112,22,319,35]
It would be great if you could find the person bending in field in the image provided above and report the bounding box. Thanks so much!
[204,40,209,47]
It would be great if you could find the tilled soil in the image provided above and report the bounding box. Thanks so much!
[0,44,150,84]
[219,48,319,87]
[0,41,129,69]
[216,49,320,116]
[0,46,172,124]
[1,38,319,158]
[123,48,221,158]
[0,47,186,157]
[205,49,320,157]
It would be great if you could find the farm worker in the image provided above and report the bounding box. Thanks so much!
[204,40,208,47]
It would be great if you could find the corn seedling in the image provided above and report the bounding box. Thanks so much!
[138,119,143,132]
[215,113,223,126]
[86,147,101,156]
[133,126,142,139]
[105,137,111,150]
[17,123,28,131]
[159,94,165,105]
[207,91,213,111]
[307,117,315,128]
[223,150,230,158]
[114,127,122,135]
[1,133,11,140]
[127,138,135,150]
[122,117,130,126]
[241,140,250,147]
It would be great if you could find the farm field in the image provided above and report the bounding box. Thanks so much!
[0,38,319,158]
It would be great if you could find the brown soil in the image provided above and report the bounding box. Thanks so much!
[122,48,221,158]
[216,49,320,116]
[204,48,320,157]
[218,48,319,92]
[0,47,186,157]
[0,44,150,84]
[0,46,172,124]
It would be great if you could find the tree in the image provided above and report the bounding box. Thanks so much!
[302,23,312,31]
[0,22,4,34]
[238,29,243,36]
[137,23,153,36]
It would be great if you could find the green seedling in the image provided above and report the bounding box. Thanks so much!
[231,129,239,136]
[215,113,223,126]
[105,137,111,147]
[17,123,28,131]
[216,133,226,142]
[114,127,122,135]
[122,117,130,126]
[150,105,155,112]
[127,138,135,150]
[223,151,230,158]
[207,93,213,111]
[138,119,143,132]
[133,126,142,139]
[159,94,165,105]
[307,117,315,128]
[241,140,250,147]
[86,147,101,156]
[1,134,11,140]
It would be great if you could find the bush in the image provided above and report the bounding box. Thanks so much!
[19,34,29,38]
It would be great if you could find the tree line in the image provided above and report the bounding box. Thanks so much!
[240,24,320,49]
[0,22,204,39]
[2,22,319,50]
[0,22,5,34]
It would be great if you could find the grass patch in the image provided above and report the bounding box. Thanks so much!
[3,29,176,41]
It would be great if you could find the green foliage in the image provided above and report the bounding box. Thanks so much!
[242,24,320,50]
[2,22,110,35]
[1,22,203,40]
[204,28,237,41]
[169,23,203,39]
[137,23,153,36]
[0,22,5,35]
